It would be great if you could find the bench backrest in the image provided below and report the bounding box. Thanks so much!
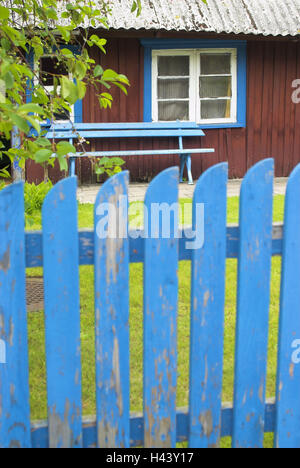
[45,121,205,139]
[0,158,299,448]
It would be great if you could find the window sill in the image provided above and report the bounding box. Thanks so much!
[198,121,246,129]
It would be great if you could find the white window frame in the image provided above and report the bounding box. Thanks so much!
[152,48,237,124]
[34,54,75,123]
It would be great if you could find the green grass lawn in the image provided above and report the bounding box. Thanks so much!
[27,195,285,448]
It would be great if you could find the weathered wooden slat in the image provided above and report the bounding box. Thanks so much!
[46,121,202,131]
[25,224,284,268]
[275,163,300,448]
[0,182,31,448]
[64,148,214,158]
[143,167,179,448]
[42,177,82,448]
[232,159,274,448]
[46,129,206,139]
[94,171,130,448]
[189,163,228,448]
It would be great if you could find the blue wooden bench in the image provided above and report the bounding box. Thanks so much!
[45,122,215,184]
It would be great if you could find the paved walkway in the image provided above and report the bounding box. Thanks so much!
[77,178,288,204]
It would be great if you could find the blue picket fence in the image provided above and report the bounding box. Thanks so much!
[0,158,299,448]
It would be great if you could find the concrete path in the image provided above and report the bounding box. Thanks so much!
[77,177,288,204]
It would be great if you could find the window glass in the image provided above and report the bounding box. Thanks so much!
[199,76,232,99]
[39,56,68,87]
[39,55,71,121]
[153,50,237,123]
[158,101,189,121]
[200,53,231,75]
[199,53,233,120]
[158,56,189,76]
[158,78,189,99]
[201,99,231,119]
[157,55,190,121]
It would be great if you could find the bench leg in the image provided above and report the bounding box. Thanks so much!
[186,154,193,185]
[180,154,187,183]
[179,154,193,185]
[69,157,76,177]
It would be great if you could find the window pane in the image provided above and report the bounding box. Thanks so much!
[158,78,189,99]
[158,101,189,121]
[158,56,189,76]
[54,108,70,121]
[201,99,231,119]
[40,56,68,86]
[200,76,232,98]
[200,53,231,75]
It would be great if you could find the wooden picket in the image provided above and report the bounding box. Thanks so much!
[42,177,82,448]
[0,159,300,448]
[189,163,227,448]
[143,167,179,448]
[232,159,274,448]
[0,182,31,448]
[275,164,300,448]
[94,171,130,448]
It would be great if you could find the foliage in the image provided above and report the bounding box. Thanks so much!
[94,156,125,178]
[24,180,53,225]
[0,0,140,176]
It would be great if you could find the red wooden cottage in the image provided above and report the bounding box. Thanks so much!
[26,0,300,184]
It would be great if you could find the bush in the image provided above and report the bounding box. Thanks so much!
[24,181,53,226]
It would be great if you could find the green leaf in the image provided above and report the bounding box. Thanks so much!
[56,26,71,42]
[102,69,119,81]
[26,116,41,135]
[35,138,52,148]
[56,141,76,155]
[10,114,29,133]
[110,157,126,166]
[34,148,53,164]
[57,154,68,172]
[77,81,86,100]
[0,6,9,19]
[19,103,45,115]
[75,61,86,80]
[61,76,78,104]
[3,72,14,89]
[61,48,74,57]
[94,65,103,77]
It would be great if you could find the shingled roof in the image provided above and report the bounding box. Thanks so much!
[96,0,300,37]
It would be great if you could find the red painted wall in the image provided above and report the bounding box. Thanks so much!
[26,36,300,183]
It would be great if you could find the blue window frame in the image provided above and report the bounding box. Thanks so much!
[141,39,247,129]
[26,45,83,124]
